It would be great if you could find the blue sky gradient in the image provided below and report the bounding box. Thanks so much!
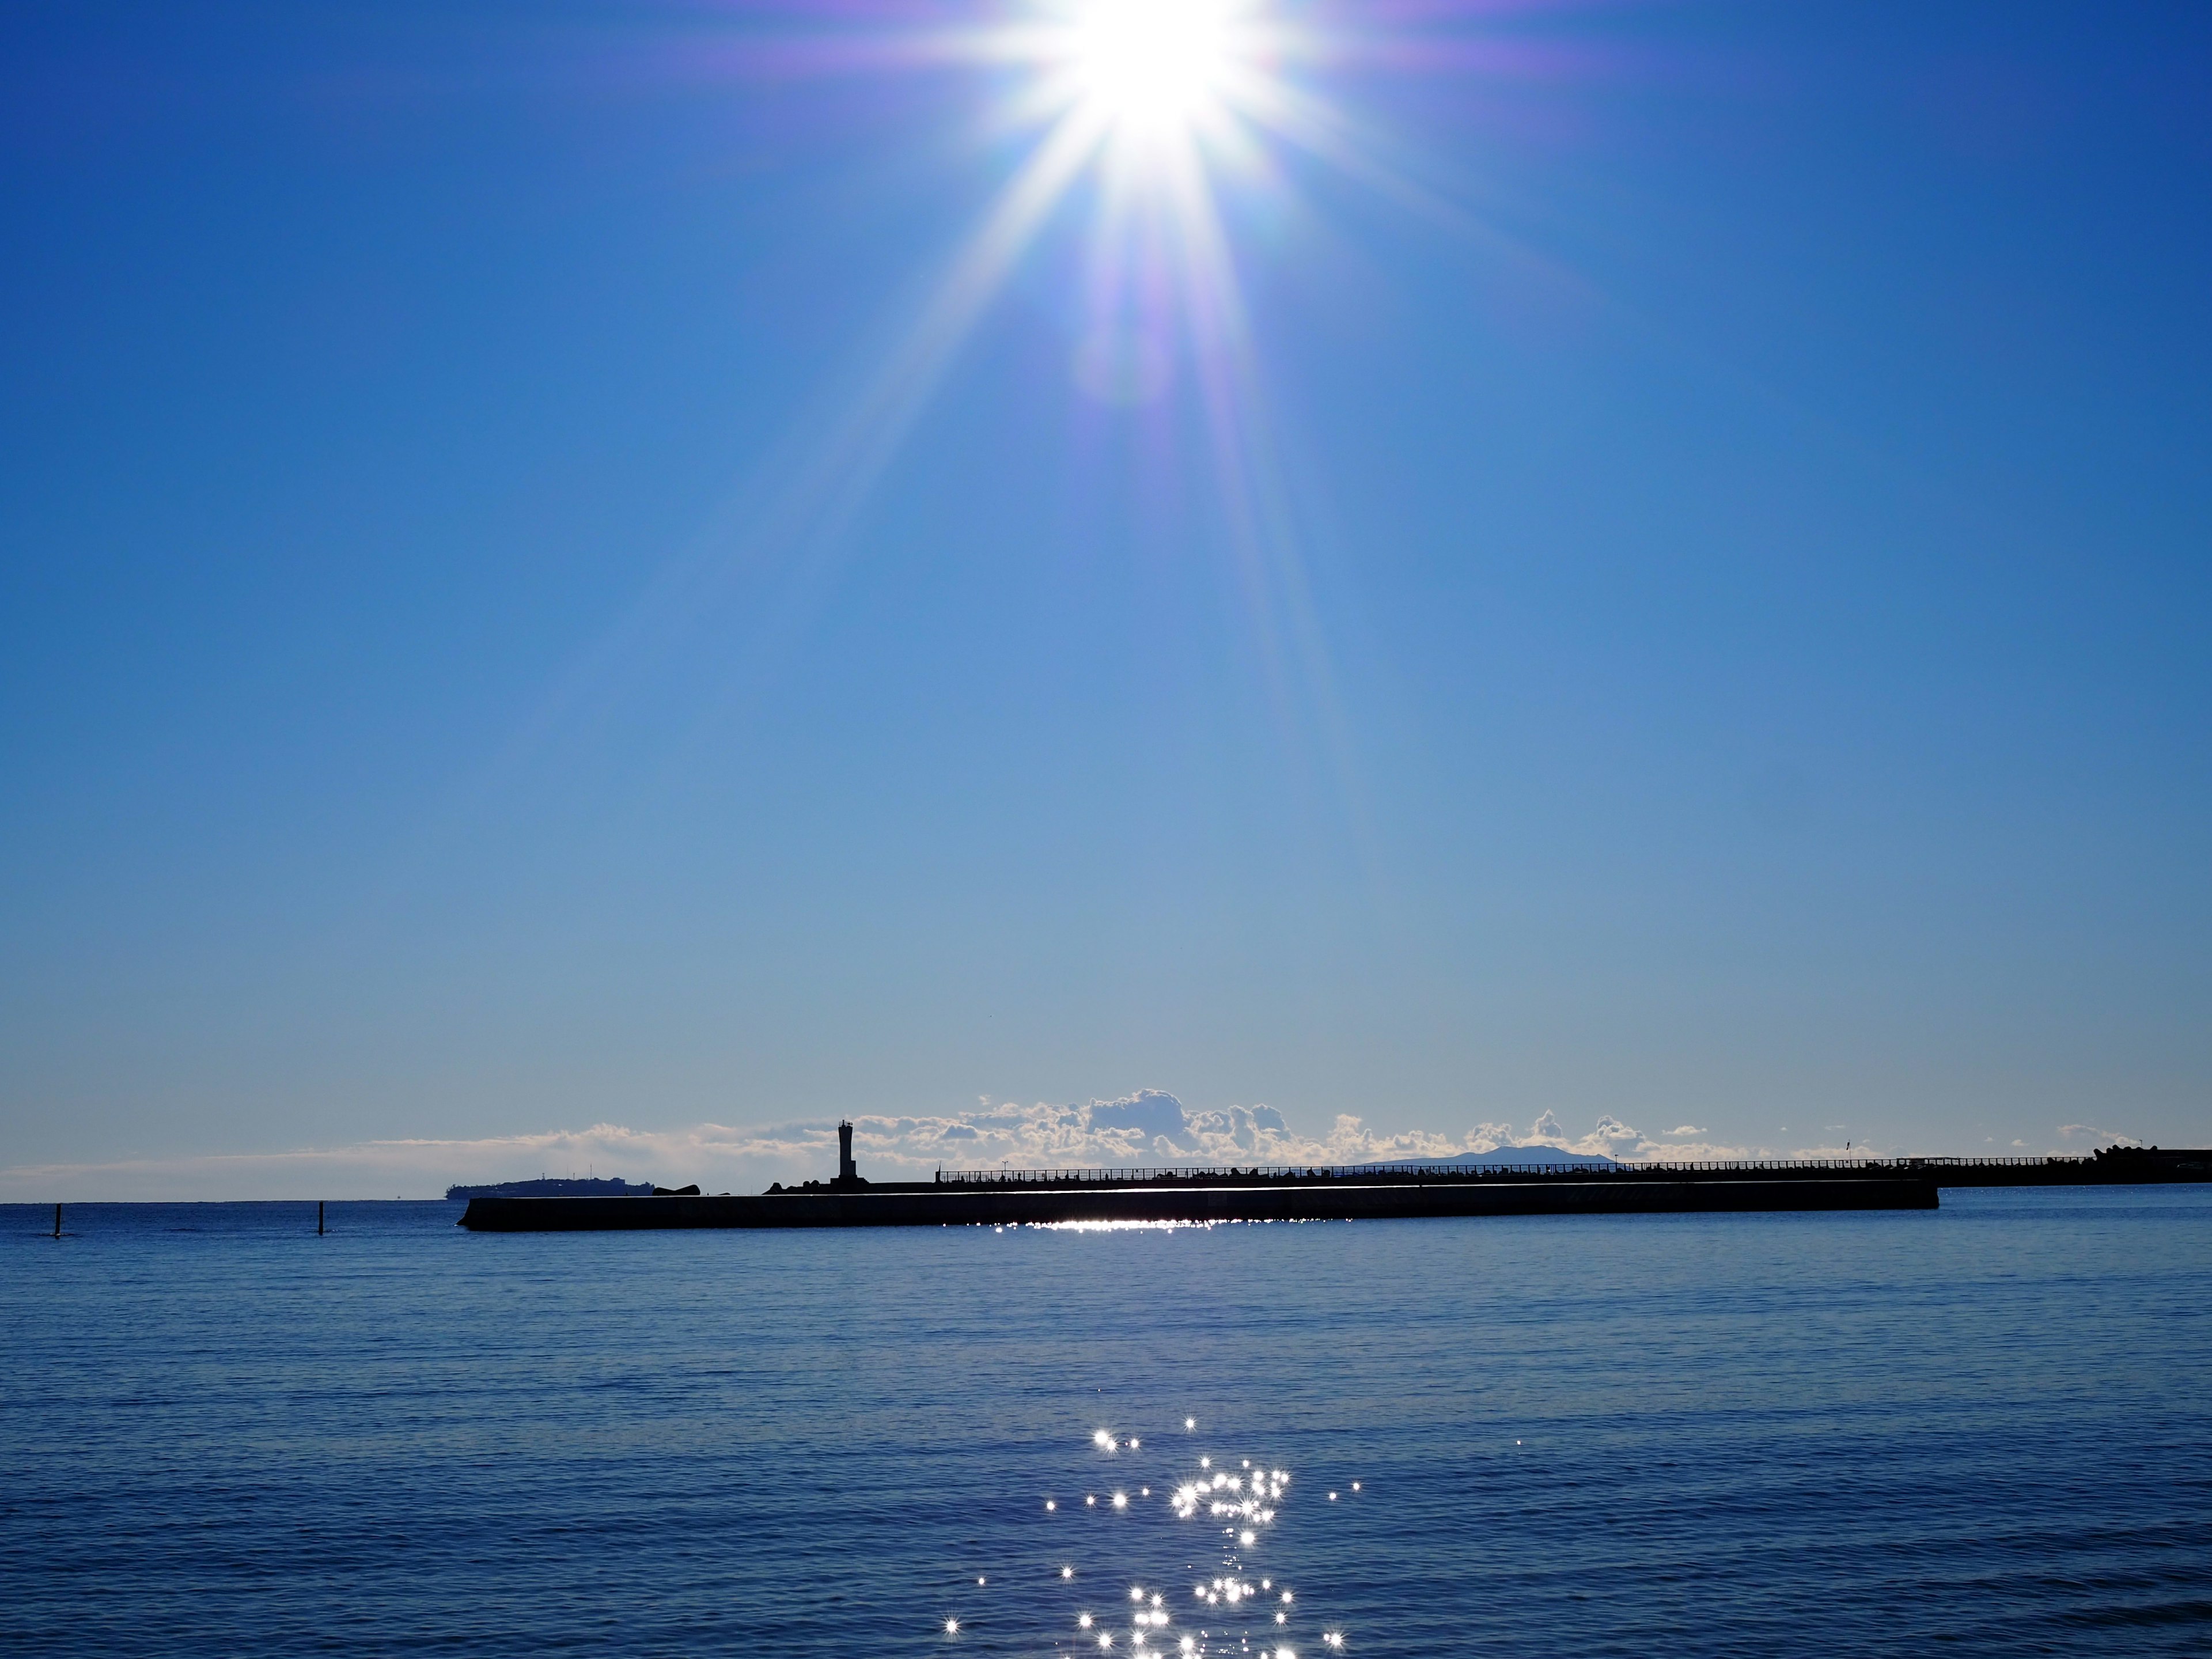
[3,1,2207,1192]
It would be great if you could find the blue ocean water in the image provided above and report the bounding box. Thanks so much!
[4,1188,2209,1656]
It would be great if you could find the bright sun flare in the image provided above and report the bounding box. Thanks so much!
[1070,0,1244,135]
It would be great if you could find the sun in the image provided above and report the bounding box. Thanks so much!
[1067,0,1248,138]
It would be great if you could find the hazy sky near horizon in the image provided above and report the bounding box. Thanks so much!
[3,0,2209,1194]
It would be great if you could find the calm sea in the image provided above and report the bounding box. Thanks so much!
[4,1188,2209,1656]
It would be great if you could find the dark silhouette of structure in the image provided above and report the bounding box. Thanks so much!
[454,1142,2212,1232]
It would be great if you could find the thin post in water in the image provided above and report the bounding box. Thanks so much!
[53,1202,61,1239]
[318,1200,325,1236]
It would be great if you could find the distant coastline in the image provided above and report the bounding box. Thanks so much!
[444,1177,650,1200]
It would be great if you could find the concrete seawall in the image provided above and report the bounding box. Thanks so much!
[459,1177,1937,1232]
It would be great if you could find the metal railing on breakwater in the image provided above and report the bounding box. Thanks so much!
[925,1159,2026,1185]
[928,1158,1929,1185]
[925,1151,2207,1189]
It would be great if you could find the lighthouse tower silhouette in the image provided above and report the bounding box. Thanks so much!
[836,1119,858,1185]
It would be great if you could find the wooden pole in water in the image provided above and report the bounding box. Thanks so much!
[318,1200,325,1236]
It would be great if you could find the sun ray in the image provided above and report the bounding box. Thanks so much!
[484,0,1546,805]
[1152,128,1354,777]
[771,100,1108,558]
[483,100,1107,781]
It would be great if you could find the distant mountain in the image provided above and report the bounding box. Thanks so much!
[1365,1144,1618,1169]
[444,1177,652,1200]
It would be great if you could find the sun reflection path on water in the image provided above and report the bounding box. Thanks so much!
[945,1420,1353,1655]
[1036,1220,1225,1233]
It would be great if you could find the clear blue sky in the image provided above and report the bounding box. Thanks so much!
[2,0,2207,1187]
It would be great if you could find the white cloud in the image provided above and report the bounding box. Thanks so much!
[3,1089,1972,1200]
[2058,1123,2141,1147]
[839,1092,1477,1175]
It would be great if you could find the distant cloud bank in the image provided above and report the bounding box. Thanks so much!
[0,1090,2112,1200]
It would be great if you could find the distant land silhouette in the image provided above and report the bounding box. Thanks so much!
[445,1177,651,1200]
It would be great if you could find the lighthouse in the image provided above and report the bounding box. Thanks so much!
[837,1119,858,1185]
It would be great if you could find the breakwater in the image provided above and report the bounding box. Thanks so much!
[457,1175,1936,1231]
[452,1138,2211,1232]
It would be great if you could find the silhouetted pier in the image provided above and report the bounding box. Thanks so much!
[453,1144,2207,1232]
